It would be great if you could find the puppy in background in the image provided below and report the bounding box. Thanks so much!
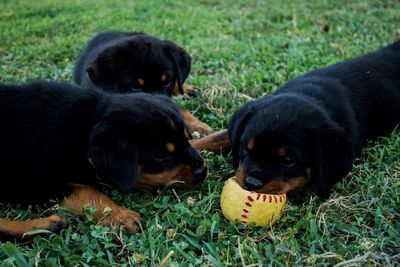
[229,40,400,199]
[73,31,213,136]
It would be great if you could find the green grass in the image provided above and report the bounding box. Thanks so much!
[1,0,400,266]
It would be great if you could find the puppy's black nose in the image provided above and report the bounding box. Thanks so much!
[243,176,264,190]
[193,165,208,181]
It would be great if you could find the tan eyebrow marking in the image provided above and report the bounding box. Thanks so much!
[161,74,167,82]
[277,146,288,157]
[138,78,145,86]
[247,138,255,151]
[166,142,175,153]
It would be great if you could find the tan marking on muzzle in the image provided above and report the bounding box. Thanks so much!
[235,165,247,187]
[260,168,313,194]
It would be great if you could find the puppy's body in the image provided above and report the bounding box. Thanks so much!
[229,41,400,198]
[282,41,400,144]
[0,81,206,204]
[73,31,190,95]
[0,82,97,203]
[0,81,207,239]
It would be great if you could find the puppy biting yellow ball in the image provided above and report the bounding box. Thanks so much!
[220,177,286,226]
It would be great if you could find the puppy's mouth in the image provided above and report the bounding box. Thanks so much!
[253,177,312,195]
[259,180,289,194]
[241,176,286,194]
[135,164,207,190]
[240,177,309,195]
[236,165,274,193]
[236,170,287,194]
[236,165,312,195]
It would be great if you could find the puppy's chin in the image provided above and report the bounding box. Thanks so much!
[260,175,312,195]
[236,164,313,195]
[259,180,289,194]
[133,163,203,191]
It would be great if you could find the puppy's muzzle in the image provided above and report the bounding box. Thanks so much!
[243,176,263,191]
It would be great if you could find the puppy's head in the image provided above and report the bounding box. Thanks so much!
[228,95,354,199]
[88,93,206,192]
[87,34,191,96]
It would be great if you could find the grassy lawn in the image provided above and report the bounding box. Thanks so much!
[1,0,400,265]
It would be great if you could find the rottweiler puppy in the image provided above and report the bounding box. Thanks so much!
[0,81,207,239]
[73,31,213,136]
[229,40,400,199]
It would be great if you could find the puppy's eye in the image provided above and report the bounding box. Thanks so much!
[282,156,296,167]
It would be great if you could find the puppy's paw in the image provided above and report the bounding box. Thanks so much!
[183,84,201,97]
[43,215,70,233]
[188,122,214,137]
[103,208,143,234]
[31,214,69,233]
[186,87,201,97]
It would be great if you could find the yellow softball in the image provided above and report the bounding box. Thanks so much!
[220,177,286,226]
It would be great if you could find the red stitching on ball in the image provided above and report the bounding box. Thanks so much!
[248,195,254,202]
[257,193,261,200]
[245,202,252,207]
[279,196,283,202]
[263,195,267,202]
[241,214,248,218]
[241,220,247,223]
[269,196,272,202]
[243,209,249,213]
[274,196,277,203]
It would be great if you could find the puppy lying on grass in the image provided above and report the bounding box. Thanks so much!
[228,40,400,199]
[0,81,207,240]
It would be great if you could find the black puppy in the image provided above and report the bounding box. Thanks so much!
[73,31,213,135]
[0,81,207,239]
[229,40,400,199]
[74,31,191,95]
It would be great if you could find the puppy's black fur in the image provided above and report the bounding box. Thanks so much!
[229,40,400,199]
[0,81,206,204]
[73,31,191,96]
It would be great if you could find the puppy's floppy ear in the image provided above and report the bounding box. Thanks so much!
[86,48,122,91]
[228,103,254,168]
[88,121,139,192]
[310,125,354,200]
[164,41,191,95]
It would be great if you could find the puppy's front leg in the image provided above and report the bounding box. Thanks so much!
[61,184,142,234]
[181,109,214,136]
[189,129,231,154]
[0,215,69,240]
